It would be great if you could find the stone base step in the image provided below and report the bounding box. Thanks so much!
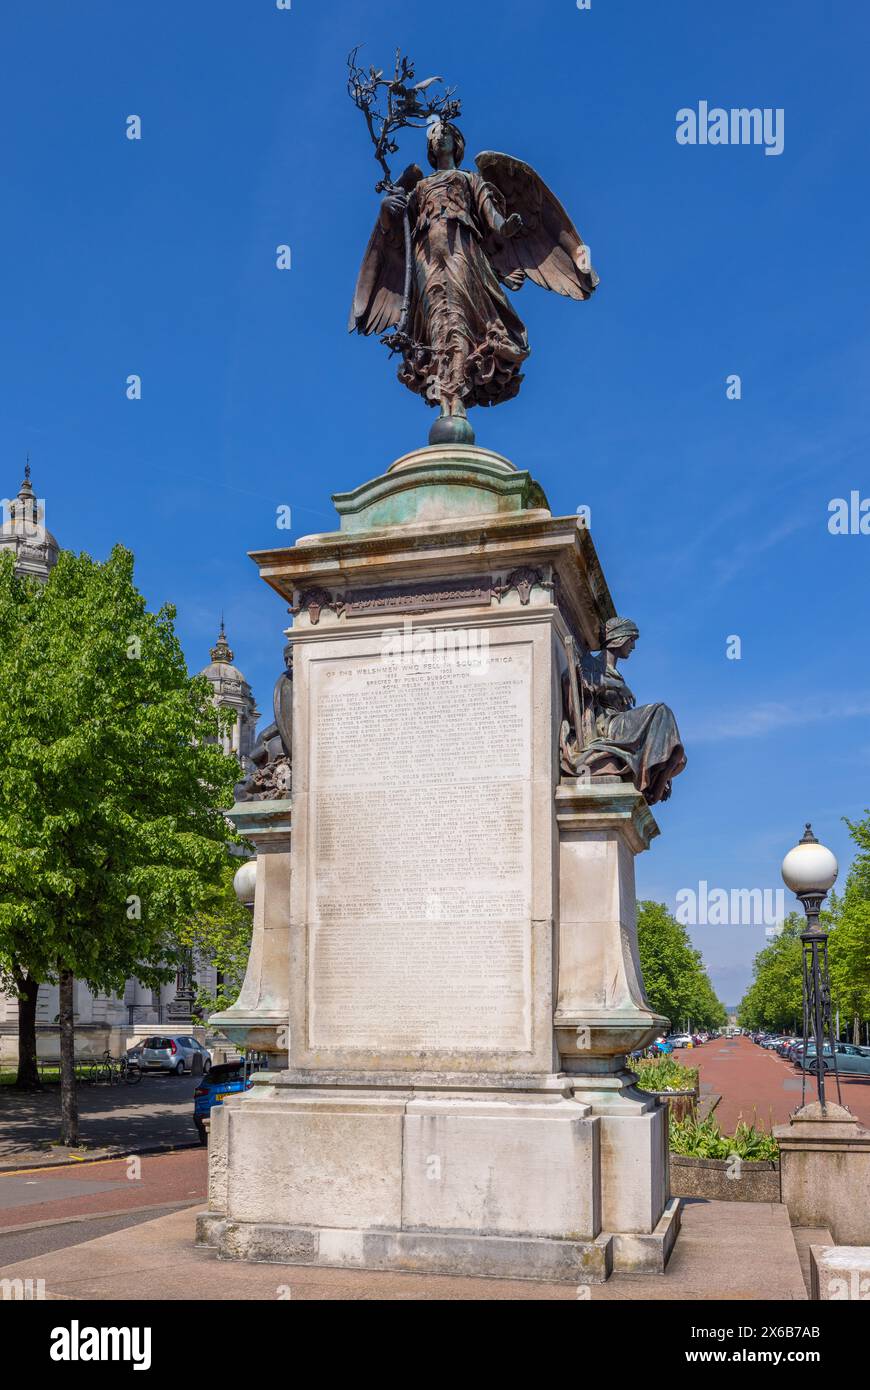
[0,1199,810,1301]
[790,1226,834,1297]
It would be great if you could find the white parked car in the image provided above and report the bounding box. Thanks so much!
[667,1034,693,1048]
[127,1034,212,1076]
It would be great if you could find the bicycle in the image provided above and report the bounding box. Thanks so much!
[93,1049,143,1085]
[119,1053,143,1086]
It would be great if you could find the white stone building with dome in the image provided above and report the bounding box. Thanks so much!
[199,619,259,762]
[0,461,60,582]
[0,464,259,1064]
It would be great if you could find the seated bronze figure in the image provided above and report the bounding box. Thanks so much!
[560,617,686,805]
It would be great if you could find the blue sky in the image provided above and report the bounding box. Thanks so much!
[2,0,868,1002]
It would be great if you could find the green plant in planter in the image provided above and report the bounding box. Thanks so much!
[729,1119,780,1160]
[630,1055,698,1093]
[669,1113,779,1160]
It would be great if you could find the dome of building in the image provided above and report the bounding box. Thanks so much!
[198,618,259,761]
[0,460,60,582]
[200,661,251,688]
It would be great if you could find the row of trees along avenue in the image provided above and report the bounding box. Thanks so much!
[0,546,243,1144]
[738,812,870,1040]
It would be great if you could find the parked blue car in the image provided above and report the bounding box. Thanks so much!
[193,1062,254,1142]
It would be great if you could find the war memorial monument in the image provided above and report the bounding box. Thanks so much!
[200,54,687,1283]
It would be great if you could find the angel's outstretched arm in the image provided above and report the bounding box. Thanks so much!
[474,152,599,301]
[473,176,522,240]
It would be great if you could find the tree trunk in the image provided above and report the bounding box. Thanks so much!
[13,967,41,1090]
[58,968,78,1147]
[854,1013,861,1045]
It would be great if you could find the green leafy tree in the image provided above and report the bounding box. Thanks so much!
[0,547,240,1140]
[827,886,870,1041]
[636,901,727,1031]
[844,808,870,886]
[174,856,253,1020]
[738,808,870,1042]
[737,914,803,1032]
[826,812,870,1042]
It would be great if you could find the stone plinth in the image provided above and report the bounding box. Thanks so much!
[554,782,666,1065]
[775,1102,870,1245]
[201,446,679,1282]
[810,1244,870,1300]
[554,782,672,1268]
[209,801,292,1063]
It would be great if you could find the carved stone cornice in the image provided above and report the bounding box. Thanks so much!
[555,781,659,854]
[253,508,614,654]
[227,799,292,852]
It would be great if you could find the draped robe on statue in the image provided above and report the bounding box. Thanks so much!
[397,168,530,411]
[561,651,687,805]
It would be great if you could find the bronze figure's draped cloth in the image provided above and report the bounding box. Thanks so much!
[397,168,530,410]
[560,619,687,805]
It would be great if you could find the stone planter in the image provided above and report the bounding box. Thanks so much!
[670,1154,781,1203]
[643,1088,698,1123]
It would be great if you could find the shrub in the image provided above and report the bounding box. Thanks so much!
[630,1055,698,1093]
[669,1113,779,1160]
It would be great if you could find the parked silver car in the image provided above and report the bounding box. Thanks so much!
[797,1043,870,1076]
[128,1034,212,1076]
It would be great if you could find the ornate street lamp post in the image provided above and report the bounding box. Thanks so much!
[781,825,841,1112]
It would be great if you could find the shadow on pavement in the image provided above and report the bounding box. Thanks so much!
[0,1074,201,1159]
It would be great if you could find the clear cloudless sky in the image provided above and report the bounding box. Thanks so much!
[2,0,868,1003]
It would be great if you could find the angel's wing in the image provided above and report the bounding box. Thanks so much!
[348,163,423,336]
[475,151,599,300]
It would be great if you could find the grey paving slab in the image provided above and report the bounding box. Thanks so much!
[0,1176,126,1211]
[0,1198,808,1302]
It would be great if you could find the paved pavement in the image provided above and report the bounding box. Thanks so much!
[0,1073,202,1167]
[0,1205,194,1268]
[0,1197,806,1301]
[674,1035,870,1131]
[0,1061,827,1302]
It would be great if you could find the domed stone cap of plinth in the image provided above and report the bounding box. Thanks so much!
[789,1101,857,1126]
[332,443,550,533]
[773,1099,868,1144]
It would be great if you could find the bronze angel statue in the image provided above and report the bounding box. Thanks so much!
[349,119,599,445]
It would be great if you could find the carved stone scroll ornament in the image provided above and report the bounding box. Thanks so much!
[560,617,687,806]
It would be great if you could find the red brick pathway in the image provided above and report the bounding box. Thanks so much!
[674,1034,870,1133]
[0,1148,206,1228]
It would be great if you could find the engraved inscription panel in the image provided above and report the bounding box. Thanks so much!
[307,646,532,1053]
[344,576,493,616]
